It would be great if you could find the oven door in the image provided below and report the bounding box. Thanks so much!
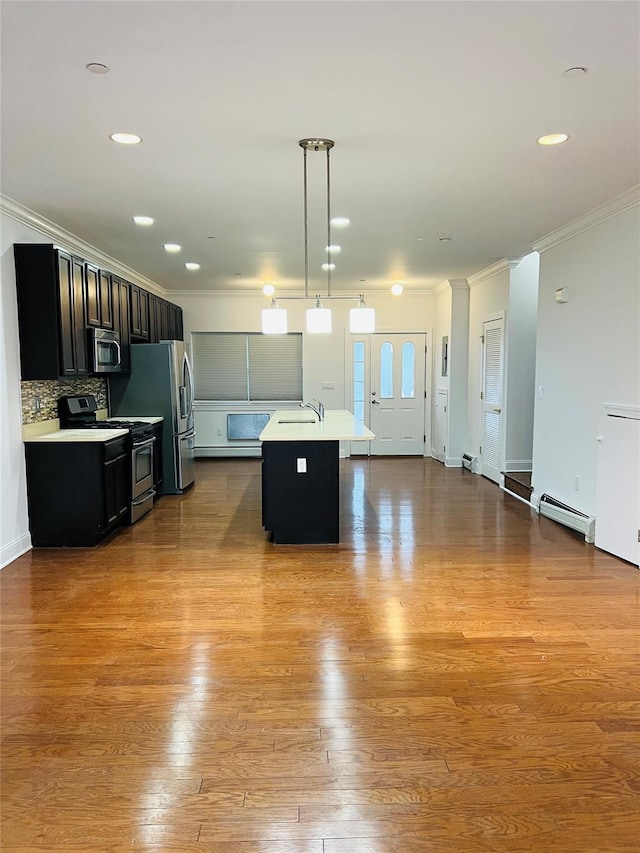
[132,437,155,500]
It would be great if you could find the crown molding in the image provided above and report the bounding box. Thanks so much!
[0,194,166,295]
[467,258,521,288]
[433,278,469,296]
[433,280,451,296]
[532,185,640,253]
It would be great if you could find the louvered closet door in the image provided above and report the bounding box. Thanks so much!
[480,317,504,483]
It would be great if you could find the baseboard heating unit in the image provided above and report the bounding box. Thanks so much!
[538,493,596,543]
[462,454,478,473]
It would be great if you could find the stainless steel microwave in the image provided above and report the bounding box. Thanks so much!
[90,328,121,374]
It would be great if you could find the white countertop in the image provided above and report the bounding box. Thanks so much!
[23,414,163,443]
[24,428,129,443]
[259,410,375,442]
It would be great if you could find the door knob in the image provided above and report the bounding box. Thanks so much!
[372,399,380,405]
[492,407,501,414]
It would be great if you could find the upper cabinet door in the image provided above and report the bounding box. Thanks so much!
[72,258,89,375]
[57,252,76,376]
[99,270,114,329]
[85,264,100,327]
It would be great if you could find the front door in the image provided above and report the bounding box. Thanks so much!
[480,316,504,483]
[369,333,426,455]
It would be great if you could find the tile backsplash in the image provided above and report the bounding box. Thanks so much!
[21,378,108,424]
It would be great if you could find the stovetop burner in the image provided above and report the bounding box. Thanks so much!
[58,395,155,441]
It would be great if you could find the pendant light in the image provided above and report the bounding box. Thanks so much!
[306,296,332,333]
[349,296,376,334]
[301,139,334,333]
[261,298,287,334]
[261,138,376,335]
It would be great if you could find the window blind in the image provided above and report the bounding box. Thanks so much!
[192,332,302,402]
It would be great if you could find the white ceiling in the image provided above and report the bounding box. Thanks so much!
[1,1,638,295]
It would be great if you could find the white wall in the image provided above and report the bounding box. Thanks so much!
[173,289,436,453]
[432,283,451,460]
[0,215,52,567]
[505,252,539,470]
[466,266,510,461]
[532,202,640,515]
[448,281,470,465]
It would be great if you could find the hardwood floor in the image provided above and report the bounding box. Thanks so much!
[1,457,639,852]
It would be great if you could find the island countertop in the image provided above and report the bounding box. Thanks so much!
[259,409,374,442]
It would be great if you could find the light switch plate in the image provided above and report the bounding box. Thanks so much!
[321,382,335,390]
[296,457,307,473]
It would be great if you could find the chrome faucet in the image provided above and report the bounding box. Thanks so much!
[300,399,324,421]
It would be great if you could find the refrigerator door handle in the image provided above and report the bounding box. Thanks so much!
[184,351,195,420]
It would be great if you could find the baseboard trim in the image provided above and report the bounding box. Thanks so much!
[196,447,261,458]
[444,455,463,468]
[1,533,32,570]
[505,459,533,472]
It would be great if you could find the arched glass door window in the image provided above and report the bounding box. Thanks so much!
[401,341,415,398]
[380,342,393,398]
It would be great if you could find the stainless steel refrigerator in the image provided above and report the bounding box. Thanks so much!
[109,341,195,494]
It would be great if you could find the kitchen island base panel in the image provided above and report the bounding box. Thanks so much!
[262,440,339,544]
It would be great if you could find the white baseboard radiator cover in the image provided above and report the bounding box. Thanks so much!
[462,453,478,473]
[538,494,596,544]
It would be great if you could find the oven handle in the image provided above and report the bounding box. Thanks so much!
[132,436,156,450]
[132,489,156,507]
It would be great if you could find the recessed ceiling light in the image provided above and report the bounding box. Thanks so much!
[416,236,427,241]
[86,63,109,75]
[132,216,154,226]
[326,245,341,253]
[109,132,142,145]
[263,284,275,296]
[563,66,588,79]
[185,262,200,271]
[163,243,181,253]
[391,283,404,296]
[438,236,452,243]
[322,263,336,271]
[330,217,350,227]
[537,133,569,146]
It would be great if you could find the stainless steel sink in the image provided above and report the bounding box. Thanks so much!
[277,419,317,424]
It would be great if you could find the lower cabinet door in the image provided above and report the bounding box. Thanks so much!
[103,452,129,527]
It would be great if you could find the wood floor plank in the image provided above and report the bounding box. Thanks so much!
[2,457,639,852]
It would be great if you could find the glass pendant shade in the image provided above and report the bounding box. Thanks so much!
[349,305,375,334]
[262,306,288,334]
[306,306,332,334]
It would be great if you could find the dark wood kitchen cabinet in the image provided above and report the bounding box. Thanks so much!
[130,284,150,340]
[111,276,131,373]
[86,264,114,330]
[24,436,130,547]
[85,263,101,327]
[98,269,114,329]
[14,244,89,380]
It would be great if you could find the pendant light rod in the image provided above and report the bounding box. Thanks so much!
[302,144,309,298]
[299,138,334,299]
[326,145,332,297]
[268,294,365,302]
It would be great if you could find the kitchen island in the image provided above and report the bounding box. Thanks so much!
[259,409,374,544]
